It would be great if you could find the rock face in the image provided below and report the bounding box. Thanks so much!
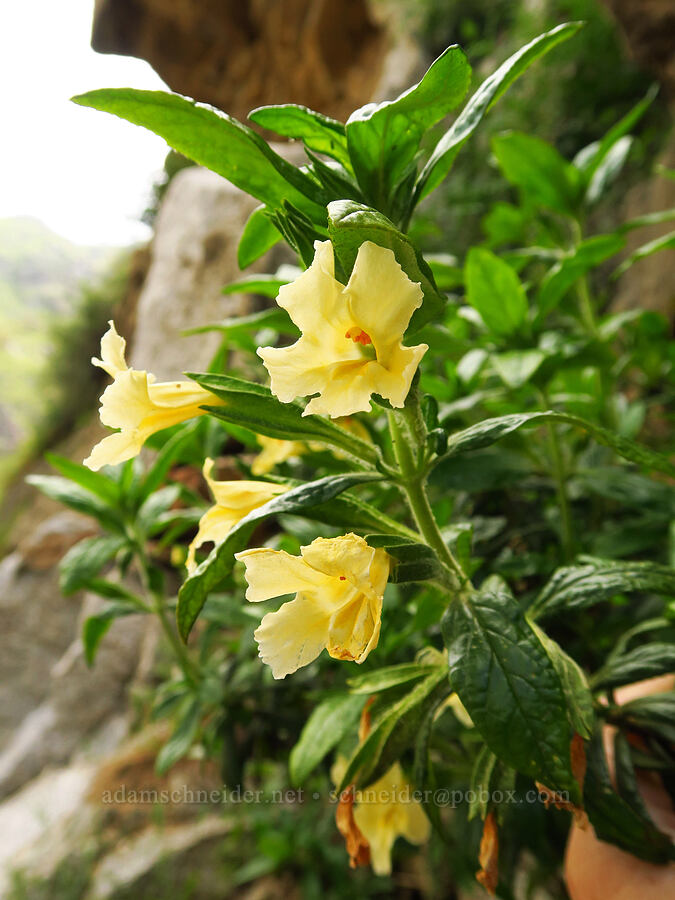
[92,0,386,122]
[129,166,261,377]
[601,0,675,97]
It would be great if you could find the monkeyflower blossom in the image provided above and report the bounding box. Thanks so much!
[251,436,306,476]
[235,533,390,679]
[257,241,428,418]
[186,458,288,573]
[84,321,216,471]
[352,763,431,876]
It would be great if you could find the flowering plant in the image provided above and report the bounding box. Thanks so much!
[30,21,675,895]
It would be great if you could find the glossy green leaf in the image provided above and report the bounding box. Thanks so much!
[614,694,675,744]
[60,534,128,595]
[464,247,528,337]
[289,693,365,786]
[249,104,350,168]
[327,200,445,333]
[337,669,449,791]
[346,45,470,207]
[222,275,290,298]
[137,485,182,532]
[614,230,675,277]
[238,205,283,269]
[72,89,326,221]
[45,452,119,504]
[593,643,675,690]
[82,603,137,667]
[190,371,379,463]
[437,410,675,478]
[530,557,675,619]
[184,307,296,339]
[537,234,625,318]
[492,350,545,388]
[492,131,581,216]
[583,728,673,863]
[26,474,125,533]
[177,472,384,640]
[443,589,580,798]
[138,423,200,501]
[415,22,583,202]
[348,662,442,694]
[585,135,633,205]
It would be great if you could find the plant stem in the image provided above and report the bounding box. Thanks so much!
[388,408,469,589]
[539,391,574,561]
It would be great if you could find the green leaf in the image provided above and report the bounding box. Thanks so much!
[464,247,528,337]
[184,307,296,339]
[249,104,350,169]
[415,22,583,202]
[72,89,326,222]
[177,473,384,640]
[593,643,675,690]
[155,699,201,774]
[443,589,580,798]
[82,603,137,666]
[327,200,445,333]
[436,410,675,478]
[138,423,199,501]
[60,534,128,595]
[137,485,182,532]
[530,621,594,738]
[492,131,581,216]
[614,694,675,744]
[190,371,379,463]
[348,662,443,694]
[345,45,470,208]
[537,234,625,318]
[614,230,675,278]
[84,578,142,604]
[26,474,125,533]
[238,205,283,269]
[364,534,448,585]
[222,275,290,299]
[289,693,365,786]
[583,728,673,863]
[492,350,545,388]
[468,746,498,821]
[585,135,633,205]
[45,452,119,504]
[530,557,675,619]
[338,669,449,790]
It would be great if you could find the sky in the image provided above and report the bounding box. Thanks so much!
[0,0,170,246]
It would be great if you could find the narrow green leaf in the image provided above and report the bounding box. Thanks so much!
[184,307,296,338]
[586,135,633,205]
[468,746,498,821]
[177,473,384,640]
[72,89,326,221]
[348,662,442,694]
[26,474,125,533]
[45,452,119,504]
[346,45,471,206]
[437,410,675,478]
[593,643,675,690]
[614,230,675,278]
[222,275,290,298]
[60,534,128,595]
[537,234,625,318]
[530,557,675,619]
[415,22,583,202]
[338,669,449,791]
[327,200,445,333]
[492,350,545,388]
[138,423,199,501]
[289,693,365,786]
[137,485,182,532]
[155,699,201,774]
[492,131,581,216]
[464,247,528,337]
[249,104,350,169]
[584,728,673,863]
[443,589,579,798]
[82,603,137,666]
[238,205,283,269]
[190,371,379,463]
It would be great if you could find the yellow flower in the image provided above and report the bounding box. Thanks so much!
[352,763,431,876]
[251,436,306,476]
[258,241,428,418]
[84,321,216,471]
[235,533,390,679]
[186,459,289,573]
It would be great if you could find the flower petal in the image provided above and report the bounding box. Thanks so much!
[352,804,397,876]
[275,240,341,334]
[186,506,241,574]
[258,336,359,405]
[253,592,334,678]
[84,430,142,471]
[346,242,424,358]
[301,534,389,597]
[327,591,381,663]
[235,548,330,602]
[92,320,128,378]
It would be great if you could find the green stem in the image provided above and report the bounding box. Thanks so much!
[388,409,469,589]
[540,392,574,561]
